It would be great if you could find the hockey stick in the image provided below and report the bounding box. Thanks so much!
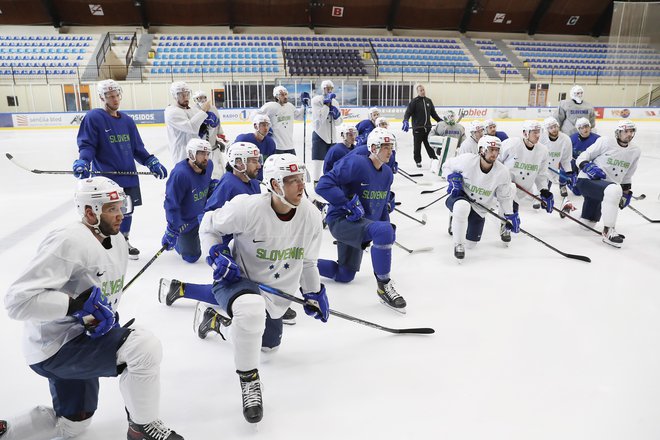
[397,170,432,186]
[547,167,647,202]
[394,241,434,254]
[514,183,601,236]
[421,185,448,195]
[302,104,307,164]
[123,244,168,291]
[257,283,434,335]
[6,153,156,176]
[393,208,427,225]
[399,168,423,178]
[469,198,591,263]
[415,192,449,212]
[627,204,660,223]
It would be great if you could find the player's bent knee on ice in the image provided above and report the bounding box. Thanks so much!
[117,327,163,374]
[367,221,395,245]
[232,294,267,335]
[452,199,471,219]
[58,415,93,438]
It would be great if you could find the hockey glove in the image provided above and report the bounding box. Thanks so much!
[504,212,521,233]
[446,172,464,197]
[302,284,329,323]
[343,194,365,222]
[539,189,554,213]
[323,93,336,106]
[619,191,632,209]
[145,156,168,179]
[218,133,227,143]
[387,191,396,214]
[69,286,117,339]
[209,178,220,195]
[567,172,581,196]
[72,159,91,179]
[300,92,311,107]
[581,162,606,180]
[207,244,241,284]
[329,106,341,120]
[161,225,179,251]
[558,170,571,186]
[402,120,410,132]
[204,111,219,128]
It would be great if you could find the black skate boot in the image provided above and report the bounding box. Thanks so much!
[454,243,465,261]
[500,223,511,244]
[124,235,140,260]
[602,227,624,248]
[559,184,568,197]
[158,278,184,306]
[127,418,183,440]
[376,279,407,314]
[237,369,263,424]
[193,302,231,340]
[282,307,297,325]
[0,420,7,436]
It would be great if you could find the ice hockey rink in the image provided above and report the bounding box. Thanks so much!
[1,117,659,440]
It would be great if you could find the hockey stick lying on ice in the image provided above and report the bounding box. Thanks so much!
[548,167,647,201]
[627,204,660,223]
[421,185,448,195]
[399,168,423,178]
[393,208,427,225]
[257,283,434,335]
[514,183,601,236]
[6,153,156,176]
[415,192,449,212]
[394,241,434,254]
[469,198,591,263]
[397,170,431,186]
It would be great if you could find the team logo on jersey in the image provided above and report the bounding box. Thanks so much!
[256,247,304,261]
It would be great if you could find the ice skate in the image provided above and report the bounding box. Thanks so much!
[377,279,407,314]
[0,420,6,436]
[125,236,140,260]
[282,307,297,325]
[127,417,183,440]
[499,223,511,245]
[238,369,263,424]
[193,302,231,340]
[158,278,184,306]
[559,199,576,219]
[559,184,568,197]
[454,244,465,262]
[602,227,624,248]
[448,215,453,236]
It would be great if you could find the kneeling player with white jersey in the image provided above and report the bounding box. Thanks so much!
[541,116,574,203]
[457,120,485,155]
[442,136,517,260]
[198,154,329,424]
[2,178,183,440]
[573,120,641,247]
[499,120,554,241]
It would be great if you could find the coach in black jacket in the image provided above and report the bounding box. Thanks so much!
[402,83,441,167]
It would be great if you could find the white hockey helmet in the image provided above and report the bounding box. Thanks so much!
[74,177,128,219]
[478,135,502,153]
[522,120,542,133]
[469,120,485,134]
[273,85,288,98]
[367,127,396,151]
[170,81,191,100]
[615,119,636,140]
[543,116,560,130]
[186,138,212,160]
[570,85,584,104]
[575,117,591,129]
[321,79,334,90]
[252,113,271,127]
[97,79,122,100]
[375,116,389,128]
[369,107,380,118]
[339,123,358,137]
[192,90,208,102]
[263,153,307,194]
[484,119,497,129]
[227,142,261,171]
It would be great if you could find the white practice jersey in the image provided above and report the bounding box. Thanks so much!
[432,122,466,147]
[554,99,596,136]
[457,136,479,155]
[442,153,514,216]
[164,104,208,163]
[576,136,641,185]
[311,95,343,144]
[200,193,323,317]
[5,222,128,365]
[258,101,304,151]
[499,137,550,199]
[540,132,573,184]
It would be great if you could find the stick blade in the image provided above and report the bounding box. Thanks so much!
[395,327,435,334]
[5,152,13,160]
[564,253,591,263]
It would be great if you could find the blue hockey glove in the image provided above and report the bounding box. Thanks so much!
[567,172,581,196]
[402,120,410,132]
[387,191,396,214]
[70,286,117,339]
[204,111,219,128]
[539,189,554,214]
[145,156,168,179]
[300,92,311,107]
[504,212,520,233]
[207,244,240,283]
[161,225,179,251]
[323,93,336,105]
[343,194,365,222]
[446,172,463,197]
[619,191,632,209]
[558,170,571,186]
[302,284,329,323]
[581,162,606,180]
[329,106,341,120]
[72,159,91,179]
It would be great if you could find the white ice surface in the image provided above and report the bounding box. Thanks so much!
[1,119,659,440]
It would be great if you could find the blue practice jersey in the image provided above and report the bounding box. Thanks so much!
[234,132,277,159]
[205,172,262,212]
[323,142,354,174]
[77,109,153,188]
[316,154,393,224]
[495,131,509,142]
[164,160,213,233]
[570,132,600,159]
[355,119,376,146]
[347,144,398,174]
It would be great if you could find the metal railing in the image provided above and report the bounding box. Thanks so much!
[95,32,112,76]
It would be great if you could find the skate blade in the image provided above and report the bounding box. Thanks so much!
[158,278,171,304]
[128,254,139,261]
[602,238,622,249]
[192,302,206,335]
[379,299,407,314]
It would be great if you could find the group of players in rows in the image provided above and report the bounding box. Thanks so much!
[1,79,640,440]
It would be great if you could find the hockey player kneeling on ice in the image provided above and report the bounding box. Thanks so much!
[573,120,641,248]
[499,120,554,240]
[570,117,600,173]
[161,139,216,263]
[3,177,184,440]
[197,154,329,423]
[355,107,380,147]
[234,113,276,181]
[316,128,406,313]
[442,136,518,260]
[541,117,575,212]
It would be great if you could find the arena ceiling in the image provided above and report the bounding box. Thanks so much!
[0,0,623,37]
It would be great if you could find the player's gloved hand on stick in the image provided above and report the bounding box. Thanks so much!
[581,162,606,180]
[446,172,463,197]
[329,106,341,120]
[539,189,554,213]
[145,156,168,179]
[387,191,396,214]
[619,191,632,209]
[68,286,117,339]
[343,194,365,222]
[302,284,329,323]
[161,225,179,251]
[207,244,241,284]
[504,212,520,233]
[72,159,91,179]
[401,120,410,132]
[566,172,581,196]
[300,92,311,107]
[204,111,219,128]
[323,93,336,105]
